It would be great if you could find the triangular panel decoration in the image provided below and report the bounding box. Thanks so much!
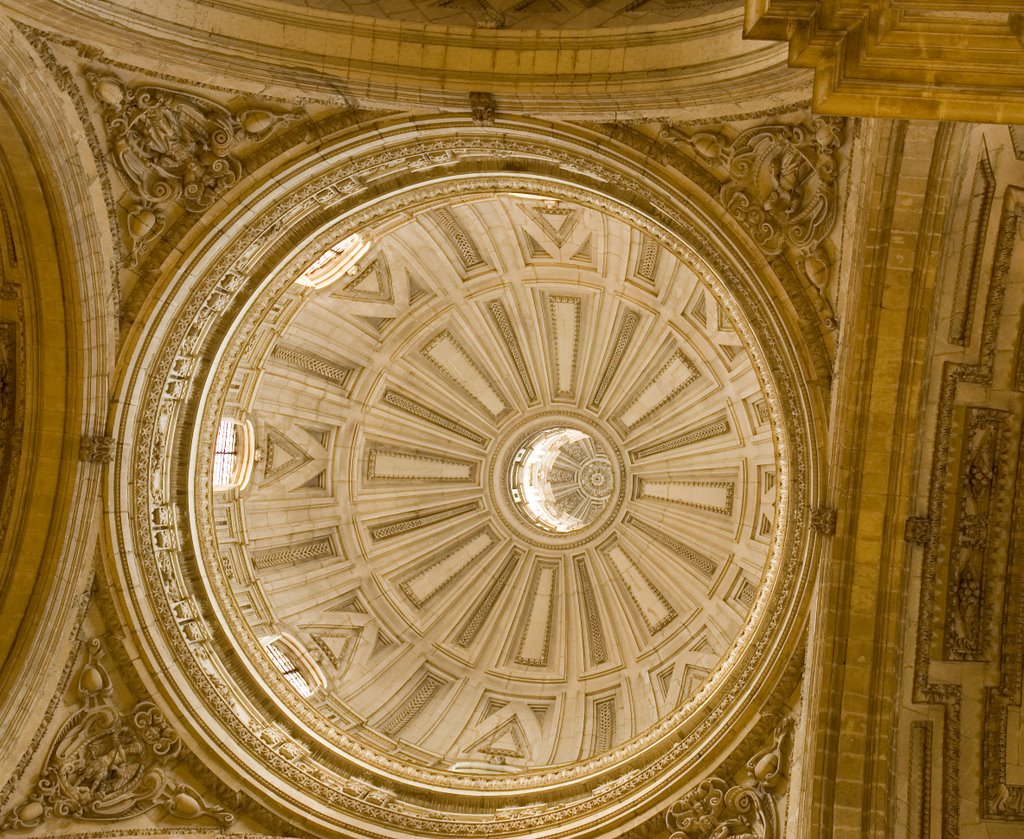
[528,205,581,247]
[467,717,529,761]
[264,425,313,483]
[334,257,393,302]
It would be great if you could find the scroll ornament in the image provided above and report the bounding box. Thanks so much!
[1,639,232,830]
[665,719,792,839]
[86,71,298,261]
[662,118,844,291]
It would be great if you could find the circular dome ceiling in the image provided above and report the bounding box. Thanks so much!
[108,118,817,838]
[208,193,778,774]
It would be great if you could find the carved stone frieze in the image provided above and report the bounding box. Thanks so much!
[0,639,232,831]
[665,719,791,839]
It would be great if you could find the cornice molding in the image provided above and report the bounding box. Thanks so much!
[745,1,1024,123]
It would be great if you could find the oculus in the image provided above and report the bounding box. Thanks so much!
[508,426,616,534]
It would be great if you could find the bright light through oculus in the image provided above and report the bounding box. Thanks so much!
[507,427,614,533]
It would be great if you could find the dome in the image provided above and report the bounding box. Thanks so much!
[209,193,778,774]
[106,117,815,837]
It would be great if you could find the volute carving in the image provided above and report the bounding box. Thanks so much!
[665,719,792,839]
[0,639,232,831]
[85,71,299,261]
[661,118,844,291]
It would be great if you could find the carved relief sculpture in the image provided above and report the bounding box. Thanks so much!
[665,719,792,839]
[662,118,844,291]
[1,640,231,831]
[86,71,297,261]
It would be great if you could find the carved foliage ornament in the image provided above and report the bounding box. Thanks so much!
[663,118,844,290]
[1,640,232,831]
[86,72,298,259]
[665,719,791,839]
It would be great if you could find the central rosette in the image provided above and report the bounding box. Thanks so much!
[508,427,614,533]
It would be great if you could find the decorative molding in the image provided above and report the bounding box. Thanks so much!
[453,548,523,648]
[949,145,995,347]
[369,501,480,541]
[625,514,717,580]
[591,697,616,756]
[366,445,478,483]
[612,348,700,434]
[251,535,335,570]
[635,478,735,516]
[513,561,559,667]
[1010,126,1024,162]
[379,674,446,738]
[485,300,537,404]
[397,527,498,608]
[0,321,19,545]
[0,640,231,831]
[421,330,511,422]
[633,235,660,287]
[908,720,932,839]
[381,388,487,445]
[629,414,730,462]
[599,537,676,636]
[745,2,1024,123]
[547,294,582,399]
[589,309,640,412]
[574,556,608,667]
[427,207,485,271]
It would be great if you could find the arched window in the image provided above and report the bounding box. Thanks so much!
[213,418,255,491]
[296,233,371,290]
[262,635,325,698]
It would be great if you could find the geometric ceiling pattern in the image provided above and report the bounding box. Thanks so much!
[213,195,778,773]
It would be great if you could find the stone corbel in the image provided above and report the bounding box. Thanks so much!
[470,92,497,126]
